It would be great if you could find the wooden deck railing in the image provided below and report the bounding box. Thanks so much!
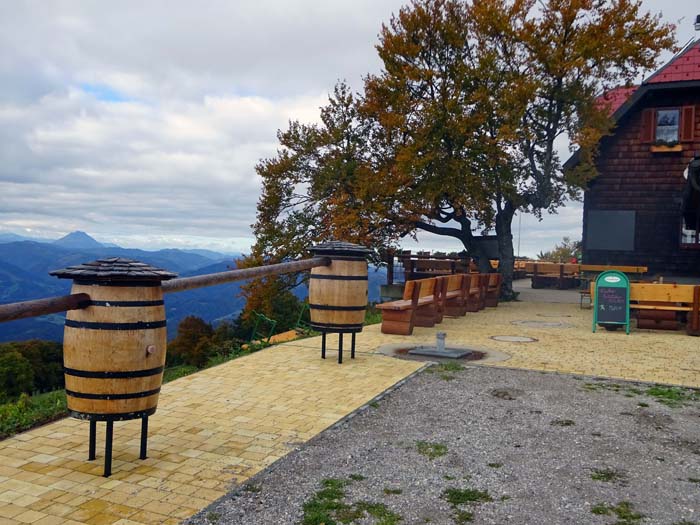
[0,257,331,324]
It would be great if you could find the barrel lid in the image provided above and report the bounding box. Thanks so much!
[50,257,177,282]
[310,240,370,258]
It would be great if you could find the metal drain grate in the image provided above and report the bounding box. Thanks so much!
[490,335,538,343]
[511,320,572,328]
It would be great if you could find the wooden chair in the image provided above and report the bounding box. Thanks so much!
[376,281,422,335]
[485,273,502,307]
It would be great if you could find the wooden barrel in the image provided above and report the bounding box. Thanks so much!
[51,258,176,421]
[308,241,369,333]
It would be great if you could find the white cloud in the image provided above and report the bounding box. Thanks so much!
[0,0,695,254]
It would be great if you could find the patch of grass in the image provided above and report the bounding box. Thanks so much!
[206,511,221,523]
[442,488,493,506]
[416,440,448,460]
[426,362,464,381]
[162,364,201,383]
[355,501,402,525]
[383,487,403,495]
[453,509,474,523]
[645,385,700,408]
[440,374,457,381]
[500,495,511,501]
[302,478,402,525]
[550,419,576,427]
[591,468,625,483]
[583,381,700,408]
[0,391,67,440]
[637,402,649,408]
[444,475,456,480]
[364,304,383,326]
[487,462,503,469]
[242,483,261,493]
[590,501,645,524]
[688,477,700,484]
[369,401,380,409]
[349,474,366,481]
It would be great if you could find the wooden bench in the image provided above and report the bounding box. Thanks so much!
[485,273,502,307]
[590,282,700,335]
[377,277,445,335]
[443,274,471,317]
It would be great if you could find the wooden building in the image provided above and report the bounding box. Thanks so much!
[567,36,700,276]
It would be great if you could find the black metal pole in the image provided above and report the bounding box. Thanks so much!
[104,421,113,477]
[351,332,356,359]
[88,420,96,460]
[338,333,343,364]
[140,416,148,460]
[321,332,326,359]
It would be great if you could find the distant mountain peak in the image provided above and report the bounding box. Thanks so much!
[53,231,104,249]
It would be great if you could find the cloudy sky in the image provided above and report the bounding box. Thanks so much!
[1,1,698,257]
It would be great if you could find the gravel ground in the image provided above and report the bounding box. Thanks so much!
[186,366,700,525]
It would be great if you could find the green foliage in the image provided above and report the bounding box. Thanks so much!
[364,303,382,326]
[0,340,64,394]
[416,440,448,460]
[589,502,645,524]
[167,315,215,367]
[0,350,34,403]
[591,468,625,483]
[442,488,493,506]
[537,237,581,263]
[0,390,67,439]
[301,477,402,525]
[645,385,700,408]
[162,365,198,383]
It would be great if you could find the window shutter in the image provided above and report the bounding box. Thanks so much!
[680,105,696,142]
[639,108,654,143]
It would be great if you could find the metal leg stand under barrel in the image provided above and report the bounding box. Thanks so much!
[320,330,358,364]
[308,241,369,364]
[87,414,150,477]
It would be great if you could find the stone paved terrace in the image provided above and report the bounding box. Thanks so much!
[1,289,698,524]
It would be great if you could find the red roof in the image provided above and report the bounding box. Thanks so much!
[595,86,638,116]
[645,39,700,84]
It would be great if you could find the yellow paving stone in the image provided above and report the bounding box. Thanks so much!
[1,342,422,524]
[0,503,25,518]
[85,512,121,525]
[33,516,68,525]
[14,509,48,524]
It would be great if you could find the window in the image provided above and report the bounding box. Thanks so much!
[640,105,696,145]
[655,109,680,144]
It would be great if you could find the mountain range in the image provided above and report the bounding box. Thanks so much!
[0,231,385,342]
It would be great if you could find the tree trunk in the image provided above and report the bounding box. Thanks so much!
[495,202,517,300]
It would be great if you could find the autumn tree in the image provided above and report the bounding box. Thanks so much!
[167,315,214,367]
[247,0,675,300]
[537,236,582,262]
[362,0,675,297]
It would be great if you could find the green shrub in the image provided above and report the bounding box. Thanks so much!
[0,351,34,403]
[0,340,64,393]
[0,390,67,439]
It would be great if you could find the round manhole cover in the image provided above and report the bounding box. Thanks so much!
[490,335,538,343]
[511,320,572,328]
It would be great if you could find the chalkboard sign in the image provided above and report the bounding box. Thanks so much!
[593,271,630,334]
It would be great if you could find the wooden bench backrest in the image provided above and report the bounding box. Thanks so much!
[590,282,697,303]
[403,278,436,300]
[488,273,502,286]
[445,274,463,292]
[580,264,648,274]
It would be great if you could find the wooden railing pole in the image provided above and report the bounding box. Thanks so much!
[0,293,91,323]
[0,257,331,324]
[161,257,331,294]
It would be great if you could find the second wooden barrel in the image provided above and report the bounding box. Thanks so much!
[309,241,369,333]
[50,258,176,420]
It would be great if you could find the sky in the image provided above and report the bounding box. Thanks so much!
[0,1,698,257]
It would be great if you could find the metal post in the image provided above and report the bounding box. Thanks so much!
[88,420,96,460]
[338,333,343,364]
[351,332,356,359]
[321,332,326,359]
[104,420,113,477]
[140,416,148,460]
